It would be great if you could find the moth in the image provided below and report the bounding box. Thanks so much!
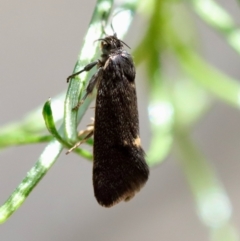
[67,33,149,207]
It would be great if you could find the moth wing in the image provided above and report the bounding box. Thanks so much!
[93,52,149,207]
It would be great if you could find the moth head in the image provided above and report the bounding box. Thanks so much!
[97,33,130,55]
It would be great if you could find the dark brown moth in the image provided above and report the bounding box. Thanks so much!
[67,33,149,207]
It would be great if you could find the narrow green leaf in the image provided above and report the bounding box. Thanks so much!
[0,94,65,149]
[0,139,63,224]
[43,96,93,159]
[0,134,52,148]
[43,99,64,142]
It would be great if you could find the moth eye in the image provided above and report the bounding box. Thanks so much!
[102,42,110,49]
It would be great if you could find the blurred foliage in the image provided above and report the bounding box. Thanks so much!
[0,0,239,240]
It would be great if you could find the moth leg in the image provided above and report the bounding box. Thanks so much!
[77,118,94,137]
[73,67,103,110]
[67,60,98,83]
[66,119,94,154]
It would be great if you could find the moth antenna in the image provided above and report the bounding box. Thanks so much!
[120,40,131,49]
[110,9,128,35]
[101,20,109,36]
[110,21,115,36]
